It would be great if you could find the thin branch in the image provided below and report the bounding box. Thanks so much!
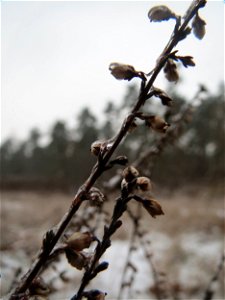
[117,204,141,299]
[203,253,225,300]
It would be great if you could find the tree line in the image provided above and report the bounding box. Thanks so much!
[1,83,224,191]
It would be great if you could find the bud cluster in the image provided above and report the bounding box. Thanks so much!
[120,166,164,219]
[65,232,94,270]
[87,187,105,207]
[135,112,170,134]
[121,166,152,193]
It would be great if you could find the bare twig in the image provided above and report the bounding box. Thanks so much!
[117,204,141,299]
[10,1,207,298]
[203,253,225,300]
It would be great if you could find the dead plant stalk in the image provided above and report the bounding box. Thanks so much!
[10,0,207,299]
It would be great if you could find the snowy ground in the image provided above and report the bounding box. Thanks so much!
[1,189,224,299]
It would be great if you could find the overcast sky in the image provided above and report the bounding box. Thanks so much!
[1,0,224,143]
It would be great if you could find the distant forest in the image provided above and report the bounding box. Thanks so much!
[1,83,224,191]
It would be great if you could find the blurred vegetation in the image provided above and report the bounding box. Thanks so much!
[0,83,224,191]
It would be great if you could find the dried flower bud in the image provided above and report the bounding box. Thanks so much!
[148,5,177,22]
[192,13,206,40]
[109,62,146,81]
[136,176,152,191]
[66,232,93,251]
[164,59,179,82]
[29,277,50,296]
[88,187,105,206]
[65,248,88,270]
[90,140,104,156]
[176,55,195,68]
[152,87,173,106]
[95,261,109,274]
[147,116,170,133]
[122,166,139,182]
[142,197,164,218]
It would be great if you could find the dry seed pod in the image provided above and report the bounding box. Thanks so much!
[29,277,50,296]
[109,62,146,81]
[90,140,105,156]
[122,166,139,182]
[66,232,93,251]
[164,59,179,82]
[152,87,173,106]
[176,55,195,68]
[88,187,105,206]
[148,5,177,22]
[65,248,87,270]
[147,116,170,133]
[136,176,152,191]
[142,197,164,218]
[192,13,206,40]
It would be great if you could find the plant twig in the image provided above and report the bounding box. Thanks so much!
[117,204,141,299]
[71,189,132,299]
[10,1,207,298]
[203,253,225,300]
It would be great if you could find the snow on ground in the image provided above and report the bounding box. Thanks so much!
[2,231,222,300]
[1,190,224,299]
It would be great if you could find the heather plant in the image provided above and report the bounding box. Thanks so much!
[9,1,211,299]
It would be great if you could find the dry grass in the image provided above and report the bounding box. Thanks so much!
[1,188,224,299]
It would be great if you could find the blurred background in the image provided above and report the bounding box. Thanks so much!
[1,1,224,299]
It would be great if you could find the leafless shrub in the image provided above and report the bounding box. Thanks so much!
[9,1,210,299]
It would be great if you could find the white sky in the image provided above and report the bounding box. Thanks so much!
[1,0,224,142]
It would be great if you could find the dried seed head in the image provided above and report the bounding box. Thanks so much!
[122,166,139,182]
[95,261,109,274]
[65,248,88,270]
[192,13,206,40]
[136,176,152,191]
[176,55,195,68]
[90,140,104,156]
[153,87,173,106]
[88,187,105,206]
[66,232,93,251]
[109,62,145,81]
[148,5,177,22]
[142,197,164,218]
[29,277,50,296]
[164,59,179,82]
[147,116,170,133]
